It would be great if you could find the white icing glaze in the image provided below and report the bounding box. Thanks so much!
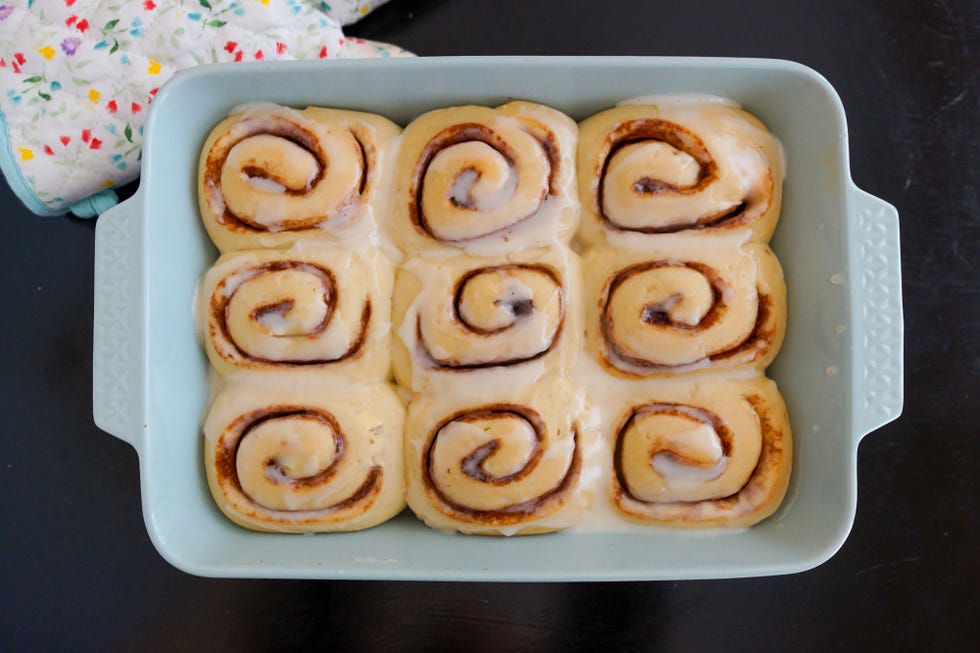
[243,174,288,194]
[395,253,569,393]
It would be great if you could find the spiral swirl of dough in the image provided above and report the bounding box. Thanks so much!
[610,378,792,527]
[422,405,581,525]
[412,121,555,242]
[198,105,401,252]
[577,100,782,245]
[208,260,369,367]
[200,245,393,381]
[393,102,578,254]
[204,382,405,532]
[202,110,362,231]
[588,244,785,377]
[229,407,379,511]
[418,263,564,369]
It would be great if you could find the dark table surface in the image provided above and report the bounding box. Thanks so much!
[2,0,977,650]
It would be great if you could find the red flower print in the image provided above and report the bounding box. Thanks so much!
[43,145,54,156]
[318,46,327,59]
[0,59,5,68]
[89,138,102,150]
[276,42,286,55]
[76,18,89,32]
[143,0,156,9]
[81,129,91,143]
[338,37,345,46]
[223,41,237,53]
[254,50,264,60]
[149,87,158,96]
[234,51,243,62]
[106,100,118,113]
[66,0,76,6]
[59,135,71,146]
[131,102,142,113]
[65,15,77,27]
[14,52,25,65]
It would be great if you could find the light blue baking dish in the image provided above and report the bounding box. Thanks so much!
[92,57,903,580]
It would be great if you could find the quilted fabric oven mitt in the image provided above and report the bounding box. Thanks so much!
[0,0,410,217]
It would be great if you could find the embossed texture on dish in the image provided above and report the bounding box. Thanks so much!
[92,57,903,580]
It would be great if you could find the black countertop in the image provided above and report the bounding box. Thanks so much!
[2,1,976,650]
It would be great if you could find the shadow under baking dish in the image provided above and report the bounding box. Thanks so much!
[93,56,902,581]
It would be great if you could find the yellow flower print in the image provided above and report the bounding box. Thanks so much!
[148,60,162,75]
[101,180,116,189]
[89,88,100,104]
[37,45,56,60]
[18,148,34,161]
[360,4,371,14]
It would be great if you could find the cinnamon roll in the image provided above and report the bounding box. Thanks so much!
[391,101,578,255]
[204,381,405,532]
[584,243,786,377]
[606,376,791,528]
[198,244,393,382]
[198,104,400,252]
[577,98,783,248]
[392,248,582,392]
[404,381,599,535]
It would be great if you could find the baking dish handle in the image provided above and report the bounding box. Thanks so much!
[849,187,904,439]
[93,194,144,450]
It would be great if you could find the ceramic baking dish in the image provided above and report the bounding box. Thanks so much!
[92,57,903,580]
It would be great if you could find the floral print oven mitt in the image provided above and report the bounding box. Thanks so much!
[0,0,410,217]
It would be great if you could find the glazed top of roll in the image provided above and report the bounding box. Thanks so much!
[198,104,401,253]
[392,101,579,256]
[577,95,784,249]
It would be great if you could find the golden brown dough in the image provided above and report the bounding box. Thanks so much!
[198,243,393,382]
[391,247,582,392]
[404,379,599,535]
[577,99,783,248]
[204,380,405,533]
[198,104,400,252]
[603,376,792,528]
[391,101,578,256]
[583,243,786,378]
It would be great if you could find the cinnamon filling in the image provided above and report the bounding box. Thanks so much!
[596,118,755,234]
[203,114,368,232]
[215,406,382,513]
[408,122,560,242]
[613,395,783,514]
[599,261,774,373]
[414,264,564,370]
[210,261,371,366]
[613,403,732,505]
[422,405,581,524]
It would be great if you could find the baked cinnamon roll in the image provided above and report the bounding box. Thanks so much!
[577,98,783,248]
[391,101,578,255]
[584,243,786,377]
[198,104,400,252]
[606,376,791,528]
[404,381,598,535]
[391,247,581,391]
[198,244,393,382]
[204,381,405,532]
